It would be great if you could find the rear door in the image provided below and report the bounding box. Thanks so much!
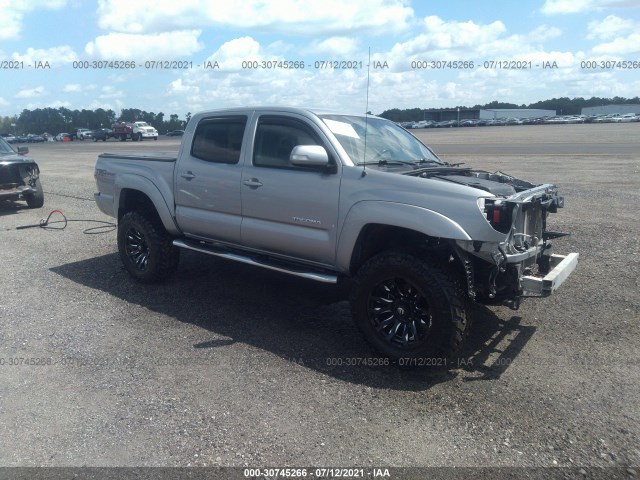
[240,113,341,266]
[174,115,248,243]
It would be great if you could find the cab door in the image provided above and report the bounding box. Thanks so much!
[174,115,248,243]
[240,113,341,266]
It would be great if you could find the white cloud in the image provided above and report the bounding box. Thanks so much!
[95,0,413,35]
[62,83,97,93]
[99,85,124,99]
[542,0,640,14]
[204,37,263,71]
[0,1,69,40]
[383,16,569,72]
[63,84,82,93]
[587,15,636,40]
[23,100,71,111]
[307,37,359,56]
[529,25,563,41]
[11,46,77,65]
[168,78,199,95]
[387,16,508,62]
[16,86,46,98]
[0,97,8,106]
[85,30,203,60]
[592,33,640,54]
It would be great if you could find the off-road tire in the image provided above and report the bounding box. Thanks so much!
[117,211,179,283]
[350,251,469,364]
[25,178,44,208]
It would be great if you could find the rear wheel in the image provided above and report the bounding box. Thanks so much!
[117,211,179,283]
[25,178,44,208]
[350,251,469,364]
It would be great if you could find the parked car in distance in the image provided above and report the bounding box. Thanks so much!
[26,134,45,143]
[75,128,94,140]
[620,113,638,122]
[166,130,184,137]
[0,137,44,208]
[92,128,113,141]
[55,133,72,141]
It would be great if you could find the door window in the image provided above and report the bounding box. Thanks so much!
[253,117,323,169]
[191,116,247,164]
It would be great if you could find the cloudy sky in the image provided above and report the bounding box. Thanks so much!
[1,0,639,118]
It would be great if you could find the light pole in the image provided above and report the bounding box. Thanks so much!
[457,108,460,126]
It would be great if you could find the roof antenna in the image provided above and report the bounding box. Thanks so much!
[362,46,371,178]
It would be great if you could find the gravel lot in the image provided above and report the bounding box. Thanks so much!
[1,125,638,477]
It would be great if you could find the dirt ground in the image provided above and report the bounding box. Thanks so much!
[1,124,638,478]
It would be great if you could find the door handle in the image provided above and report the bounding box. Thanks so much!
[243,178,263,188]
[181,171,196,180]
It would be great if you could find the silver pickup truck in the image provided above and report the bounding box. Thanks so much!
[94,107,578,362]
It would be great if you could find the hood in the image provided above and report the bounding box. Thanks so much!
[0,153,37,165]
[404,167,538,198]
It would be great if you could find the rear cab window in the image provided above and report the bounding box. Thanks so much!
[191,116,248,164]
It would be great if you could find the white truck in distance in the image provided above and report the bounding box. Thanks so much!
[111,121,158,141]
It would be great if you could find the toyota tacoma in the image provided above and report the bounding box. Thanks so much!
[94,107,578,362]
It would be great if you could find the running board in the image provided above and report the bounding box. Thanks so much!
[173,238,339,284]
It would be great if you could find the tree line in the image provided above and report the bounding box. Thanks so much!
[3,96,639,134]
[0,107,190,135]
[378,96,640,122]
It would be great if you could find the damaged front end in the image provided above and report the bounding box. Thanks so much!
[0,161,40,200]
[453,171,578,309]
[0,142,44,208]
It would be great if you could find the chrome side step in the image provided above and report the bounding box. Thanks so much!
[173,238,339,284]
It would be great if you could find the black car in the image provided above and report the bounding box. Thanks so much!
[26,134,45,143]
[166,130,184,136]
[0,137,44,208]
[92,128,113,141]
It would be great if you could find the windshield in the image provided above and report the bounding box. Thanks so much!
[0,137,16,154]
[320,114,443,165]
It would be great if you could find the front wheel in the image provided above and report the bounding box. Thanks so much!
[117,211,179,283]
[25,178,44,208]
[350,251,469,363]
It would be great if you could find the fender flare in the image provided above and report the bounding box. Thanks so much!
[335,201,471,272]
[114,174,180,235]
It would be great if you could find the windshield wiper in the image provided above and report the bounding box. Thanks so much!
[357,158,442,167]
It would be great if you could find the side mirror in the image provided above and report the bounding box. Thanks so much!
[290,145,329,167]
[17,146,29,155]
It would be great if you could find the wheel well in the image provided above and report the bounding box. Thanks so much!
[117,189,161,225]
[349,224,453,274]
